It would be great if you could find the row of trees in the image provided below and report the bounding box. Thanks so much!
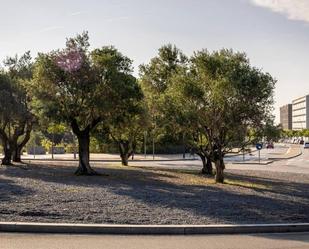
[281,129,309,138]
[0,32,276,183]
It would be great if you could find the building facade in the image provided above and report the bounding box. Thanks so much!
[292,95,309,130]
[280,104,292,130]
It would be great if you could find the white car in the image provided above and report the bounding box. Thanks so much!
[304,142,309,149]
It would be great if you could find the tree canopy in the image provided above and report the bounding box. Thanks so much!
[165,49,276,182]
[31,32,143,174]
[0,33,276,184]
[0,52,34,164]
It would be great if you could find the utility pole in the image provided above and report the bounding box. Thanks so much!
[33,140,36,159]
[8,121,11,161]
[152,137,155,160]
[52,133,54,160]
[144,131,147,158]
[182,132,186,159]
[73,132,77,160]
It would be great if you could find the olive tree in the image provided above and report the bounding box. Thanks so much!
[32,32,141,175]
[139,45,187,155]
[108,103,147,166]
[0,52,34,165]
[167,49,275,183]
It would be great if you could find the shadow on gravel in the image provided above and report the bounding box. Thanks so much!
[226,172,309,199]
[0,162,309,225]
[0,171,34,218]
[0,176,33,201]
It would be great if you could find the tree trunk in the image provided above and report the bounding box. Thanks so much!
[200,155,212,175]
[205,155,213,175]
[12,124,32,163]
[120,153,129,166]
[215,158,225,183]
[75,132,97,175]
[13,146,22,163]
[119,142,129,166]
[2,144,13,165]
[71,118,101,175]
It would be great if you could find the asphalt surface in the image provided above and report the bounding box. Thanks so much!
[121,145,309,174]
[1,232,309,249]
[10,144,300,174]
[226,145,309,174]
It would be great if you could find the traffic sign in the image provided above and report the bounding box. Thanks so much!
[256,143,263,150]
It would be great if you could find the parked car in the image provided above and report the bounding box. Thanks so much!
[266,143,274,149]
[304,142,309,149]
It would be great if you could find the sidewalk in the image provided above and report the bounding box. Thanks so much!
[2,232,309,249]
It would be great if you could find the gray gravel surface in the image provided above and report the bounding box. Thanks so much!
[0,162,308,224]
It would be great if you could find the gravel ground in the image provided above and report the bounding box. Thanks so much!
[0,162,309,225]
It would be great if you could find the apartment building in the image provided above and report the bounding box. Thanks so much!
[292,95,309,130]
[280,104,292,130]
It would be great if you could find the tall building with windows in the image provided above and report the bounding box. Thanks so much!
[292,95,309,130]
[280,104,292,130]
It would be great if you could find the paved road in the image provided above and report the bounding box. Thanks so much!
[119,144,309,175]
[0,146,260,161]
[1,232,309,249]
[2,143,306,175]
[226,146,309,174]
[14,143,309,174]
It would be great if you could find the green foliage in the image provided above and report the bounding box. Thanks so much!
[47,123,66,134]
[32,32,141,132]
[262,120,282,142]
[0,52,35,163]
[41,123,68,146]
[41,138,53,151]
[31,32,143,173]
[139,44,187,93]
[168,49,275,149]
[139,44,187,148]
[89,137,103,153]
[301,129,309,137]
[281,129,306,138]
[164,48,275,182]
[0,34,277,180]
[93,94,146,164]
[26,131,44,148]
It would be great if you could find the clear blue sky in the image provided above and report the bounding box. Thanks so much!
[1,0,309,123]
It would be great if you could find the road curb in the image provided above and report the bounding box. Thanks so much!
[23,158,198,163]
[230,160,273,165]
[269,148,302,161]
[225,149,258,158]
[231,146,302,164]
[1,222,309,235]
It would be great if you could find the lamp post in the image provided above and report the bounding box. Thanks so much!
[182,132,186,159]
[52,133,54,160]
[144,131,147,159]
[73,131,77,160]
[152,136,155,160]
